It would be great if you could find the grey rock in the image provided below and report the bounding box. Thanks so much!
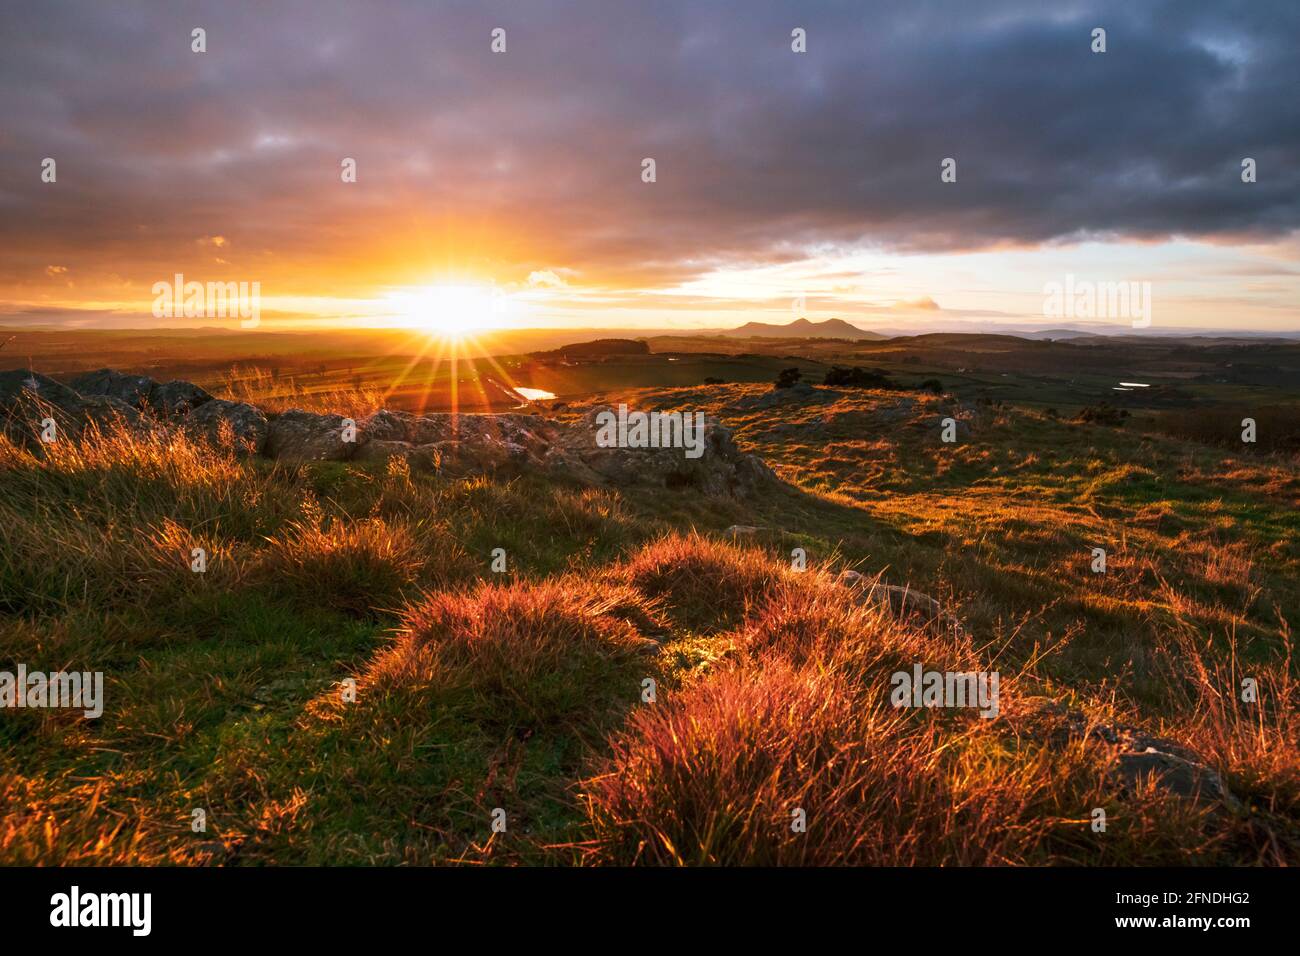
[353,439,432,471]
[263,409,360,464]
[358,409,568,477]
[358,405,776,496]
[66,368,213,418]
[357,409,420,443]
[556,408,776,497]
[149,379,213,416]
[1116,748,1238,808]
[76,394,142,431]
[2,368,85,414]
[185,399,269,453]
[68,368,156,407]
[1,368,139,443]
[6,370,781,499]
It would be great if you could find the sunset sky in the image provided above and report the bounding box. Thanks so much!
[2,0,1297,334]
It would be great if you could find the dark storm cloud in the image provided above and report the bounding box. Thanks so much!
[1,0,1297,291]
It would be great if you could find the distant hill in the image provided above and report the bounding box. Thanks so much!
[718,318,884,340]
[533,338,649,360]
[1019,328,1104,340]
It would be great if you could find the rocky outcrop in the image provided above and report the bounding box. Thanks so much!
[2,369,779,498]
[263,410,357,464]
[0,369,140,444]
[550,408,775,497]
[353,439,440,472]
[150,380,213,416]
[69,368,213,417]
[68,369,156,407]
[184,399,269,452]
[352,409,581,480]
[348,405,775,496]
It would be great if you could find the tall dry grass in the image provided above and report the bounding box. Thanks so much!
[254,513,431,617]
[0,424,254,614]
[219,364,387,417]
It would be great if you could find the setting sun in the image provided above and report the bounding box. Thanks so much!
[388,284,504,337]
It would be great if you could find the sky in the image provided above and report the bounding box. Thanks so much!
[1,0,1298,334]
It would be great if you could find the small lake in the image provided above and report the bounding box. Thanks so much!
[514,386,558,402]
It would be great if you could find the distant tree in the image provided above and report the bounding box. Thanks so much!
[703,376,726,384]
[774,367,802,389]
[918,378,944,395]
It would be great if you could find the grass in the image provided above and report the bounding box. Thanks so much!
[1,378,1297,866]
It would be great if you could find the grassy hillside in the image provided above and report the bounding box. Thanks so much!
[1,379,1296,865]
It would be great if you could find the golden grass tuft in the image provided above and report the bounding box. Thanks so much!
[581,659,1115,866]
[621,532,790,632]
[735,569,971,681]
[255,515,428,617]
[362,577,662,731]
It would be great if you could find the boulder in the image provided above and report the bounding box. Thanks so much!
[150,379,213,416]
[68,369,156,407]
[263,410,360,464]
[1,369,140,444]
[1116,747,1238,809]
[555,408,776,497]
[357,409,422,443]
[185,399,269,453]
[76,395,143,432]
[2,369,87,417]
[67,368,213,417]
